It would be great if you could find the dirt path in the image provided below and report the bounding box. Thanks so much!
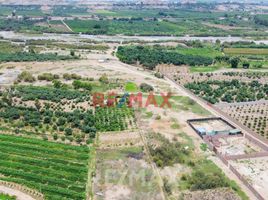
[61,20,73,32]
[136,112,166,200]
[0,185,36,200]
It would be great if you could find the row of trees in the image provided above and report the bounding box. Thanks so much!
[12,85,89,102]
[0,52,77,62]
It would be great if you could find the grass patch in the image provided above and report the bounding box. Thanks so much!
[145,111,153,119]
[125,82,138,92]
[177,132,194,150]
[200,143,208,152]
[171,123,180,129]
[190,65,222,73]
[171,96,211,116]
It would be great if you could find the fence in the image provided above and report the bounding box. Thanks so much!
[225,152,268,160]
[245,134,268,151]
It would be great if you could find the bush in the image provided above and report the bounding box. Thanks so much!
[140,83,154,92]
[72,80,92,91]
[17,71,36,82]
[38,73,60,81]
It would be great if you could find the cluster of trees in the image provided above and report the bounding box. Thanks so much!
[187,170,228,190]
[254,15,268,26]
[185,80,268,104]
[0,52,77,62]
[12,85,88,102]
[222,41,268,49]
[148,133,191,168]
[140,83,154,92]
[117,46,213,69]
[0,18,45,32]
[0,134,89,200]
[222,71,268,79]
[215,55,241,68]
[63,73,82,80]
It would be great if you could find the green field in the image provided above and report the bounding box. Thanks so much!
[0,134,90,200]
[65,19,185,35]
[125,82,138,92]
[0,5,44,16]
[0,41,23,54]
[93,9,225,19]
[177,47,222,58]
[190,65,222,73]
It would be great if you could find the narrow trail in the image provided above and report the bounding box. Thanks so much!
[136,112,166,200]
[61,20,73,32]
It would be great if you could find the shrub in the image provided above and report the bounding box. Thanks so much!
[140,83,154,92]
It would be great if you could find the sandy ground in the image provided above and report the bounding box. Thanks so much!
[230,157,268,200]
[191,119,233,133]
[0,53,175,95]
[183,187,241,200]
[0,185,36,200]
[217,137,262,156]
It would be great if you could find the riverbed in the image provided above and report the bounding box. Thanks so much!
[0,31,267,44]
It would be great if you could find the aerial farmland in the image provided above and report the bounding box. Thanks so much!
[0,1,267,200]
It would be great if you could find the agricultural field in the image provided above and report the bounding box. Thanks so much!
[0,40,77,62]
[0,82,136,144]
[0,5,44,17]
[0,134,90,200]
[218,102,268,139]
[224,48,268,55]
[184,80,268,104]
[64,19,185,36]
[63,18,259,36]
[0,2,268,200]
